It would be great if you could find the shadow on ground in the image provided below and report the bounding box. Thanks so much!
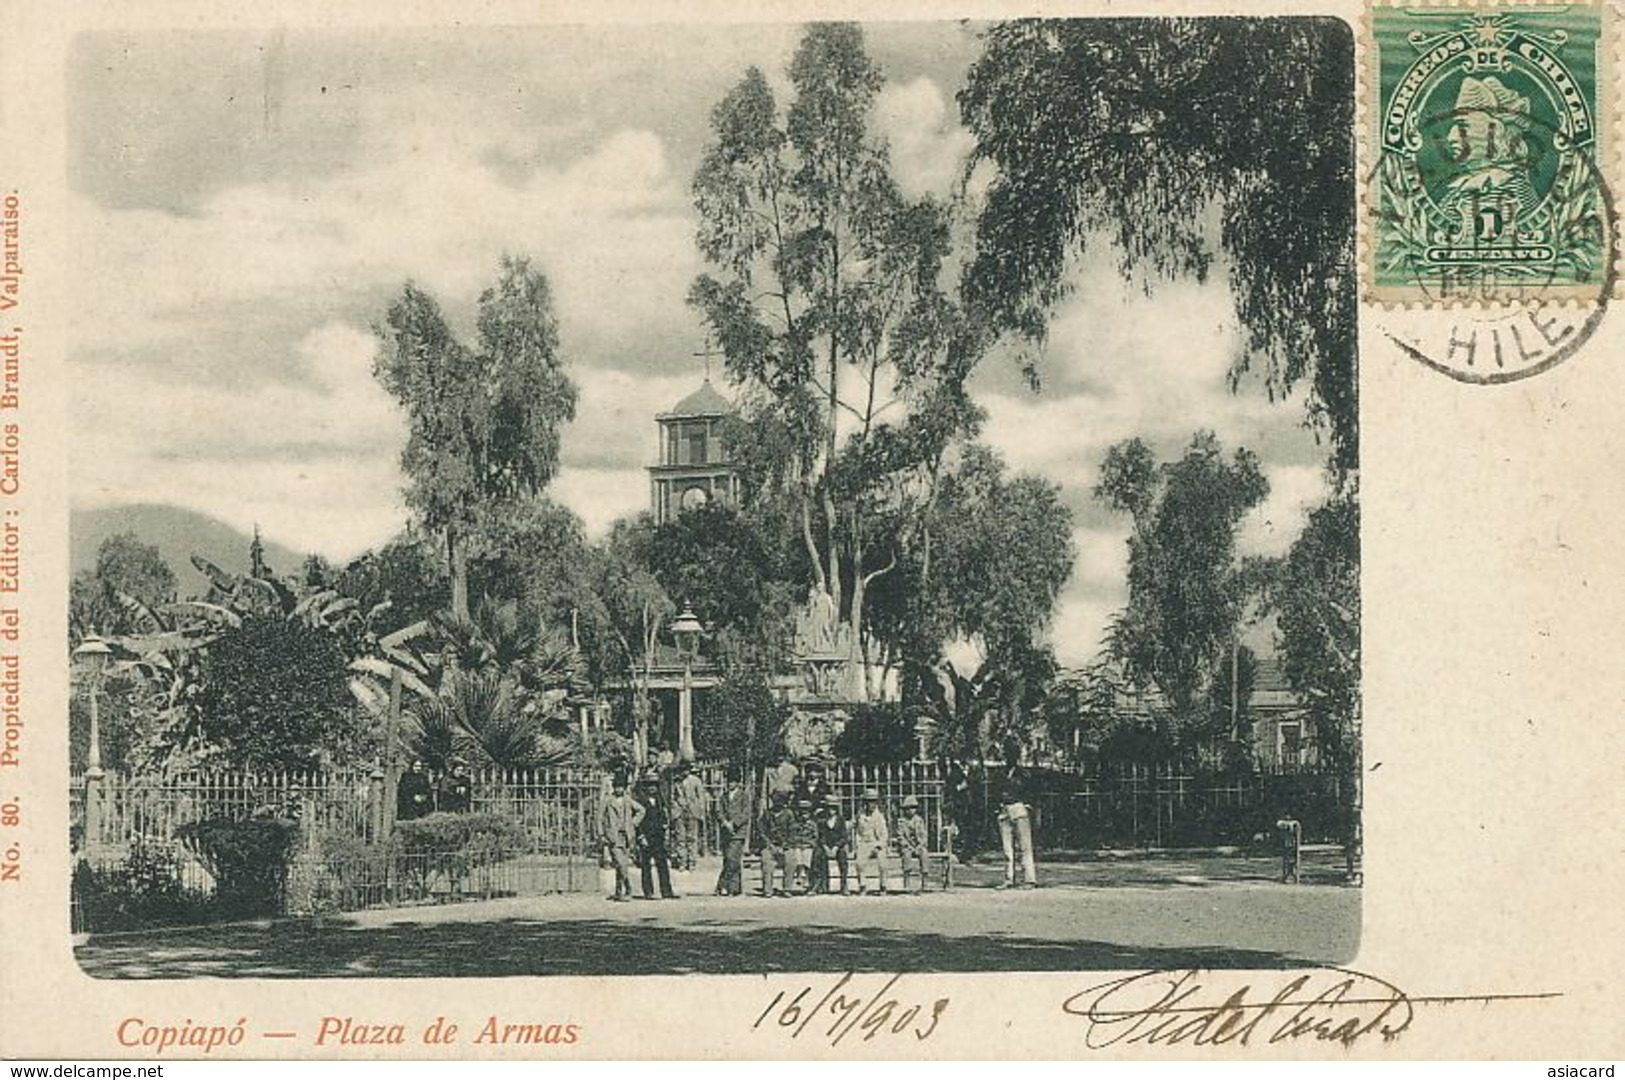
[77,915,1313,980]
[951,850,1350,890]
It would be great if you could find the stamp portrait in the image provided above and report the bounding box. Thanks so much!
[1369,3,1614,315]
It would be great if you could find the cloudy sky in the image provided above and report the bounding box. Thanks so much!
[67,21,1333,666]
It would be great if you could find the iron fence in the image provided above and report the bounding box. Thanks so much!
[1025,765,1347,850]
[67,762,734,932]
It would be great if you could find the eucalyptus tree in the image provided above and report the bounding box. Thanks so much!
[689,23,982,695]
[1095,432,1269,754]
[373,256,578,620]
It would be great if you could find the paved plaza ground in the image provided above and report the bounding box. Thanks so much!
[75,848,1359,978]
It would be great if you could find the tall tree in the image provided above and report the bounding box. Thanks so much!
[689,24,980,696]
[904,445,1074,752]
[1096,432,1268,754]
[374,256,578,620]
[1272,491,1359,771]
[582,518,676,761]
[70,532,178,643]
[633,503,798,675]
[960,18,1357,477]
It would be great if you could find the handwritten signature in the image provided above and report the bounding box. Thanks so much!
[755,973,949,1047]
[1063,968,1422,1049]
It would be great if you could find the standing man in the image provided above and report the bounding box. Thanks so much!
[944,758,971,862]
[814,792,850,895]
[1276,814,1303,884]
[897,795,929,894]
[996,745,1038,890]
[672,763,710,870]
[853,788,890,896]
[636,774,678,900]
[397,759,433,822]
[714,768,750,896]
[597,771,644,903]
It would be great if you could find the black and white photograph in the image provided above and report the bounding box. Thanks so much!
[61,17,1362,980]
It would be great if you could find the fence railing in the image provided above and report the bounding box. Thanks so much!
[67,763,733,932]
[67,760,1348,932]
[1026,768,1347,850]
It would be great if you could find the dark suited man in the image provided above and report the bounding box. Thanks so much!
[814,793,851,895]
[636,776,678,900]
[714,770,750,896]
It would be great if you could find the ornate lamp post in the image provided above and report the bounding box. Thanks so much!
[73,636,112,777]
[670,606,704,763]
[73,635,112,857]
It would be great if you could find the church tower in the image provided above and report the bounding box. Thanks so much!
[648,379,739,524]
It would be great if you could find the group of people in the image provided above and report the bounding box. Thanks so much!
[595,762,712,902]
[395,758,473,821]
[749,785,933,898]
[599,756,942,902]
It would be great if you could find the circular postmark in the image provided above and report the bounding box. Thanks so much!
[1367,11,1617,383]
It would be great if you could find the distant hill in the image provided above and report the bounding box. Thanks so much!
[70,504,312,598]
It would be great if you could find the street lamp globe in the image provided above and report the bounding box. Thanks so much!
[73,634,112,673]
[670,606,703,655]
[73,634,114,778]
[669,606,704,764]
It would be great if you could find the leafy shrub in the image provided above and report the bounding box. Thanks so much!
[73,840,213,932]
[832,703,916,765]
[311,830,390,914]
[392,811,527,896]
[175,816,300,917]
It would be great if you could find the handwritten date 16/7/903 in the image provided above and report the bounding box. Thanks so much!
[755,974,948,1047]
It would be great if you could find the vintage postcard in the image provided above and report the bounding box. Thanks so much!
[0,0,1623,1062]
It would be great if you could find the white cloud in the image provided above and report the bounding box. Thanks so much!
[553,467,649,539]
[1051,589,1121,667]
[70,118,711,555]
[1046,526,1131,667]
[875,76,975,200]
[72,320,409,560]
[1239,463,1331,558]
[70,123,698,360]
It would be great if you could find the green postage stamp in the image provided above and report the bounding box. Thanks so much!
[1369,2,1614,305]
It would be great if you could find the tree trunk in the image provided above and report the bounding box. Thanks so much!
[800,497,827,596]
[447,524,470,622]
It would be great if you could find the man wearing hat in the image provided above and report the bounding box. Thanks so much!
[852,788,891,896]
[714,768,750,896]
[798,759,832,808]
[759,790,795,897]
[813,792,851,895]
[635,772,678,900]
[597,771,645,902]
[897,795,929,894]
[671,762,711,871]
